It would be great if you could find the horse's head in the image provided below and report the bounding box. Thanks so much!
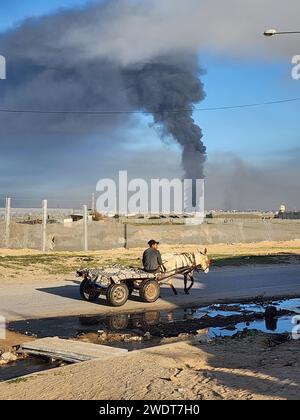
[194,248,212,274]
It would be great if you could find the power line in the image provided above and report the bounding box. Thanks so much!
[198,97,300,111]
[0,97,299,116]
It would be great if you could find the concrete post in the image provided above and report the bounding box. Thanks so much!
[42,200,48,253]
[4,197,11,248]
[91,193,95,214]
[124,223,128,249]
[83,205,88,252]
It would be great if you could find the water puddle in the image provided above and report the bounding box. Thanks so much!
[7,298,300,348]
[2,297,299,381]
[207,299,300,339]
[0,358,62,382]
[209,316,295,338]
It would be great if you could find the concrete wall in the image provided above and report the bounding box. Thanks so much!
[1,219,300,251]
[0,220,125,251]
[126,219,300,248]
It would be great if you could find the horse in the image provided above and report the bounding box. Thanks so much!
[160,248,211,295]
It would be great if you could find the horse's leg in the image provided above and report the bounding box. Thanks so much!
[189,275,195,293]
[185,272,195,294]
[171,285,178,295]
[184,274,189,295]
[168,278,178,296]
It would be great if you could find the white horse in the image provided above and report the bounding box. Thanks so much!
[161,249,211,295]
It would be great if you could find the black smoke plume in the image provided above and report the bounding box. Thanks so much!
[0,1,207,199]
[123,57,207,180]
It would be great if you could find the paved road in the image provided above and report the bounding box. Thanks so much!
[1,265,300,321]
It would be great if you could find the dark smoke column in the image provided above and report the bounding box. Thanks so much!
[123,56,207,182]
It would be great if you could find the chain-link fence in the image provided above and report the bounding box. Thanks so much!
[0,197,300,252]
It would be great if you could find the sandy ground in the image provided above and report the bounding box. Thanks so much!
[1,240,300,400]
[0,331,33,354]
[1,239,300,258]
[0,333,299,400]
[0,240,300,286]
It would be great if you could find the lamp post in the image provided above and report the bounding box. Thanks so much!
[264,29,300,37]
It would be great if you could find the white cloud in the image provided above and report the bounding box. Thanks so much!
[61,0,300,65]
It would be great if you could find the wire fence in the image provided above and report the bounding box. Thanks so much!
[0,194,93,218]
[1,196,300,252]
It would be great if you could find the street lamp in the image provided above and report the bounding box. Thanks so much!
[264,29,300,37]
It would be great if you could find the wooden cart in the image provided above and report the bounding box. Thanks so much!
[77,265,199,307]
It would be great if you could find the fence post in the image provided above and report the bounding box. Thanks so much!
[91,193,95,213]
[124,223,128,249]
[83,205,88,252]
[4,197,11,248]
[42,200,48,253]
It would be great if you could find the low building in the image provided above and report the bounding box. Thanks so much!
[206,211,274,220]
[275,211,300,220]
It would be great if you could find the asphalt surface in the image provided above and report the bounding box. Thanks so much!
[1,264,300,321]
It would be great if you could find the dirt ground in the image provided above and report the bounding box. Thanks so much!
[0,239,300,285]
[0,331,33,354]
[1,240,300,399]
[0,333,299,400]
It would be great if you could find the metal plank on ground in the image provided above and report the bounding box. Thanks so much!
[18,338,128,363]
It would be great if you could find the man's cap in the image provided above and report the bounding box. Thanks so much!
[148,239,159,247]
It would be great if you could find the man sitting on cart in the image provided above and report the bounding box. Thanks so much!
[143,240,166,275]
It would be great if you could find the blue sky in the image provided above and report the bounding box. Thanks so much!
[0,0,299,209]
[200,54,300,159]
[1,0,299,161]
[0,0,89,31]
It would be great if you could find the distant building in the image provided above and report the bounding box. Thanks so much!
[279,204,287,214]
[206,211,274,220]
[275,204,300,220]
[275,211,300,220]
[63,213,93,225]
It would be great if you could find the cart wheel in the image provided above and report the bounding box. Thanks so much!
[144,311,161,326]
[107,283,129,307]
[107,314,129,331]
[80,279,100,302]
[139,280,160,303]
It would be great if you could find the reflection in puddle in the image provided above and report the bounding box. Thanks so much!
[3,298,300,381]
[205,299,300,338]
[8,298,300,346]
[0,358,62,382]
[209,316,296,339]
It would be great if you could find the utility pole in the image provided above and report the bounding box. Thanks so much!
[91,193,95,213]
[42,200,48,253]
[83,205,88,252]
[124,223,128,249]
[4,197,11,248]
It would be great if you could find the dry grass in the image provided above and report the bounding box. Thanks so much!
[0,240,299,281]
